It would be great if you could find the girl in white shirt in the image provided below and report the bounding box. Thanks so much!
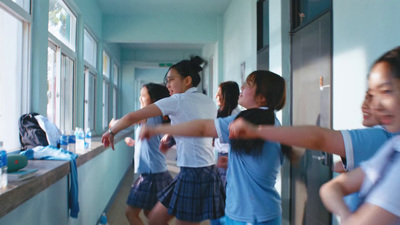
[102,56,224,225]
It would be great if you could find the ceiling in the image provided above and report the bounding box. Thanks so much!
[96,0,232,51]
[96,0,232,16]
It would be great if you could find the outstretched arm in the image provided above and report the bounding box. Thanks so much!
[102,104,162,150]
[228,118,346,157]
[320,168,399,225]
[140,119,218,140]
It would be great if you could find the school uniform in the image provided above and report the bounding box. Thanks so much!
[358,135,400,221]
[214,106,242,186]
[126,116,173,210]
[154,87,225,222]
[339,126,395,211]
[214,114,283,224]
[340,126,394,171]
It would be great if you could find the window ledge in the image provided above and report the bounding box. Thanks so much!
[0,128,134,218]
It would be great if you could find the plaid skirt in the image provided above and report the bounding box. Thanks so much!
[126,171,173,210]
[158,165,226,222]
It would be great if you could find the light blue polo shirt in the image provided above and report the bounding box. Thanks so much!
[215,115,283,223]
[134,116,168,174]
[340,126,394,171]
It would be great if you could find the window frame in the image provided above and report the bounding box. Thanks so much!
[0,1,31,152]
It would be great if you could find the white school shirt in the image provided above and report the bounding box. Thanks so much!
[154,87,217,167]
[359,135,400,220]
[214,106,242,154]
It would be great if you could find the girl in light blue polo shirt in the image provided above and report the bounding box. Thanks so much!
[103,56,225,225]
[116,83,173,225]
[139,70,287,225]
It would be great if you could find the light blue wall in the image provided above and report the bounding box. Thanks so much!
[0,142,132,225]
[332,0,400,130]
[221,0,257,85]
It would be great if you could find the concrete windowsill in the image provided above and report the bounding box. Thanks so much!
[0,129,133,218]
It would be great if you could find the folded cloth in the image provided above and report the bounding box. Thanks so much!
[21,146,79,218]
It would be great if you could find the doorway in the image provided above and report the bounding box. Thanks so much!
[290,11,332,225]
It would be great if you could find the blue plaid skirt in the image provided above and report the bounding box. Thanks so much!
[158,165,226,222]
[126,171,173,210]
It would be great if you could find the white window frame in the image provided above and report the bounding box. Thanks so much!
[84,67,96,131]
[0,1,31,152]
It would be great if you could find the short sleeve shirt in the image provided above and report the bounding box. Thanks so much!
[134,116,168,174]
[154,87,217,167]
[340,127,393,171]
[360,135,400,218]
[214,115,283,223]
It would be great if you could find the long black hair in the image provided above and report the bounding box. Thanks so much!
[164,55,206,87]
[217,81,240,118]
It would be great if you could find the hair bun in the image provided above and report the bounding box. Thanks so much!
[190,55,207,73]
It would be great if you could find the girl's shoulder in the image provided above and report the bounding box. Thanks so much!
[146,116,164,126]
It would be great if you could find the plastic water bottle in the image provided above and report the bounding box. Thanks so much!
[59,131,68,150]
[85,128,92,150]
[68,131,76,153]
[0,142,8,189]
[76,128,85,153]
[98,212,109,225]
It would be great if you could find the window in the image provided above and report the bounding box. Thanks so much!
[0,4,31,152]
[48,0,76,51]
[12,0,31,12]
[84,68,96,131]
[113,64,119,119]
[257,0,269,51]
[102,51,110,129]
[84,29,97,68]
[292,0,331,29]
[47,42,75,133]
[83,29,97,131]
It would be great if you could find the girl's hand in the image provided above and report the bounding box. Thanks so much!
[159,134,173,153]
[102,131,115,150]
[229,117,259,139]
[139,125,157,140]
[217,156,228,169]
[125,137,135,147]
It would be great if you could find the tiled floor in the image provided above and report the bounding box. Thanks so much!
[107,147,210,225]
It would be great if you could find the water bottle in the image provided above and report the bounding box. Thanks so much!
[59,131,68,150]
[68,131,76,153]
[98,212,109,225]
[76,128,85,153]
[85,128,92,150]
[0,142,8,189]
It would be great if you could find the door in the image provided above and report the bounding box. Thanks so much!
[291,11,332,225]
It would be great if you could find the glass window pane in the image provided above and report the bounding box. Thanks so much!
[84,70,96,131]
[60,54,74,133]
[295,0,331,27]
[0,8,24,151]
[84,29,97,67]
[102,80,109,129]
[113,87,117,119]
[103,52,110,78]
[48,0,76,51]
[12,0,31,13]
[113,64,118,85]
[47,46,58,126]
